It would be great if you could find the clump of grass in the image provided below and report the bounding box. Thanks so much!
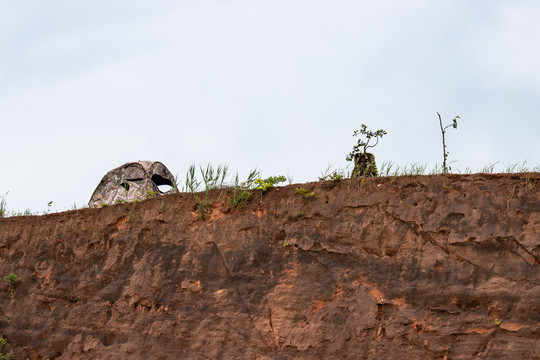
[502,161,540,173]
[479,162,498,174]
[379,162,428,177]
[318,165,348,181]
[228,169,259,208]
[184,163,230,218]
[379,161,394,177]
[401,163,428,176]
[0,193,7,218]
[378,161,540,177]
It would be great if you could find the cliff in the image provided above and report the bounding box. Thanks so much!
[0,174,538,359]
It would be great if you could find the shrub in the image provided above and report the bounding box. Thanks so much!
[346,124,386,178]
[3,274,19,286]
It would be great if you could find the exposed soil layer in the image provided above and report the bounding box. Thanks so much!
[0,174,539,359]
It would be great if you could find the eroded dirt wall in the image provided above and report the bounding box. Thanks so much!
[0,174,539,359]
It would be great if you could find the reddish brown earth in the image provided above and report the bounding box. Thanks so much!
[0,174,539,359]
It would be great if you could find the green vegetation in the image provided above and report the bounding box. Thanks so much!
[2,110,540,219]
[437,112,460,173]
[0,193,7,218]
[0,353,14,360]
[254,175,287,192]
[346,124,387,178]
[128,202,137,221]
[318,165,347,181]
[184,163,229,218]
[0,337,13,360]
[346,124,387,162]
[178,164,287,215]
[296,187,315,198]
[3,273,19,286]
[493,317,502,326]
[228,169,259,208]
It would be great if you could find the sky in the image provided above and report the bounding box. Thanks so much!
[1,0,539,213]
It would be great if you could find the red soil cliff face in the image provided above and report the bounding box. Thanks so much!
[0,174,539,359]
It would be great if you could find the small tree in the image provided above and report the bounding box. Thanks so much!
[437,112,460,173]
[346,124,387,177]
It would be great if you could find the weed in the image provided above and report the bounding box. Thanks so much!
[503,160,534,173]
[455,166,473,175]
[479,162,498,174]
[255,175,287,192]
[146,190,159,198]
[160,200,165,211]
[0,337,11,360]
[185,163,229,218]
[99,203,109,208]
[329,171,344,181]
[524,176,537,191]
[437,112,460,173]
[172,173,180,192]
[294,212,305,218]
[318,165,347,181]
[229,187,253,208]
[296,187,315,198]
[282,240,292,247]
[404,163,428,176]
[128,202,137,221]
[493,317,502,326]
[228,169,259,209]
[114,199,127,205]
[200,163,229,191]
[3,273,19,286]
[0,192,7,218]
[379,161,395,177]
[0,337,12,360]
[184,164,201,193]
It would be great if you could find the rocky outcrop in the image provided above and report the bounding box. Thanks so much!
[0,174,538,359]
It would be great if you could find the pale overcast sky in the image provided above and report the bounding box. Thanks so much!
[1,0,539,213]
